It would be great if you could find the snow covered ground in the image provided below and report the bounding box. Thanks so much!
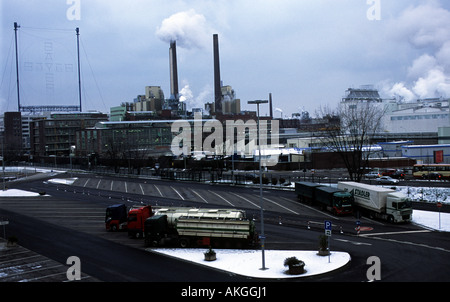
[148,248,351,279]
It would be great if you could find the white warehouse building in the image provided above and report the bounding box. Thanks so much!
[401,144,450,164]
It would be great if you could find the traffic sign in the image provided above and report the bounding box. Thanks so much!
[0,221,9,226]
[325,229,332,237]
[437,202,442,208]
[324,220,332,231]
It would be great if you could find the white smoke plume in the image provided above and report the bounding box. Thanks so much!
[384,2,450,101]
[155,9,213,49]
[179,84,213,111]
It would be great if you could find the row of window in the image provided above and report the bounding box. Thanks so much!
[391,114,449,121]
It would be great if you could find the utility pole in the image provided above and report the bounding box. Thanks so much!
[76,27,82,112]
[14,22,20,111]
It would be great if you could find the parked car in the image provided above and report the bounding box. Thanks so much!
[375,176,400,184]
[365,171,381,179]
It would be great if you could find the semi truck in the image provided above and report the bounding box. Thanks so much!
[127,205,153,238]
[105,204,128,231]
[337,181,412,223]
[295,181,353,215]
[144,208,257,248]
[105,204,153,238]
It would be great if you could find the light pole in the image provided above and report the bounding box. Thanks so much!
[248,99,268,270]
[70,145,76,178]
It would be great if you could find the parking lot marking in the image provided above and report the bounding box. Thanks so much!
[190,189,208,204]
[154,184,163,197]
[262,197,299,215]
[208,190,235,207]
[171,186,185,200]
[229,192,260,209]
[139,184,145,195]
[279,196,336,219]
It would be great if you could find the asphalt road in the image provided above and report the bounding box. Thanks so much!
[1,171,450,285]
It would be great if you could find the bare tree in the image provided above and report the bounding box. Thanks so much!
[317,101,385,181]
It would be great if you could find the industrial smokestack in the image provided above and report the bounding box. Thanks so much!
[213,34,222,113]
[269,93,273,119]
[169,40,179,99]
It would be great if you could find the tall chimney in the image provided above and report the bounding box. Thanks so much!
[169,40,179,99]
[213,34,222,113]
[269,93,273,119]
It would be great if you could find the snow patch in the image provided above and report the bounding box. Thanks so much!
[147,248,351,279]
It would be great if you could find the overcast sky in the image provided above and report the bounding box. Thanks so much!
[1,0,450,117]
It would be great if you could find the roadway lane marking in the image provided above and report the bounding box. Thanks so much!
[366,235,450,253]
[334,238,372,246]
[190,189,208,204]
[262,197,299,215]
[229,192,260,209]
[171,186,185,200]
[110,180,114,191]
[96,179,101,189]
[208,190,235,207]
[124,182,128,193]
[139,184,145,195]
[359,230,431,237]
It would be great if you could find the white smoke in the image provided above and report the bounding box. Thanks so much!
[155,9,213,49]
[179,84,213,111]
[384,2,450,101]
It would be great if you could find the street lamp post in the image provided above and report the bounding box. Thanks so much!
[248,99,268,270]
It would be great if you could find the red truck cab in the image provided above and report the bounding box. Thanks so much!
[127,205,153,238]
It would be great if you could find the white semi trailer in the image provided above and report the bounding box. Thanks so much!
[337,182,412,223]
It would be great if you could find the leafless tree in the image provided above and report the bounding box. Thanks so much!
[317,101,386,181]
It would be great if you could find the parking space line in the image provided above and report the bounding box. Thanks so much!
[154,185,163,197]
[262,197,299,215]
[96,179,101,189]
[190,189,208,203]
[139,184,145,195]
[83,179,90,187]
[278,196,336,219]
[229,192,260,209]
[110,180,114,191]
[208,190,235,207]
[171,186,185,200]
[0,255,42,265]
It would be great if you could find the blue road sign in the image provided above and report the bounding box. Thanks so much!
[324,220,332,231]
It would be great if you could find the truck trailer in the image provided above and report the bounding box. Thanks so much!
[295,182,353,215]
[337,181,412,223]
[144,211,257,248]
